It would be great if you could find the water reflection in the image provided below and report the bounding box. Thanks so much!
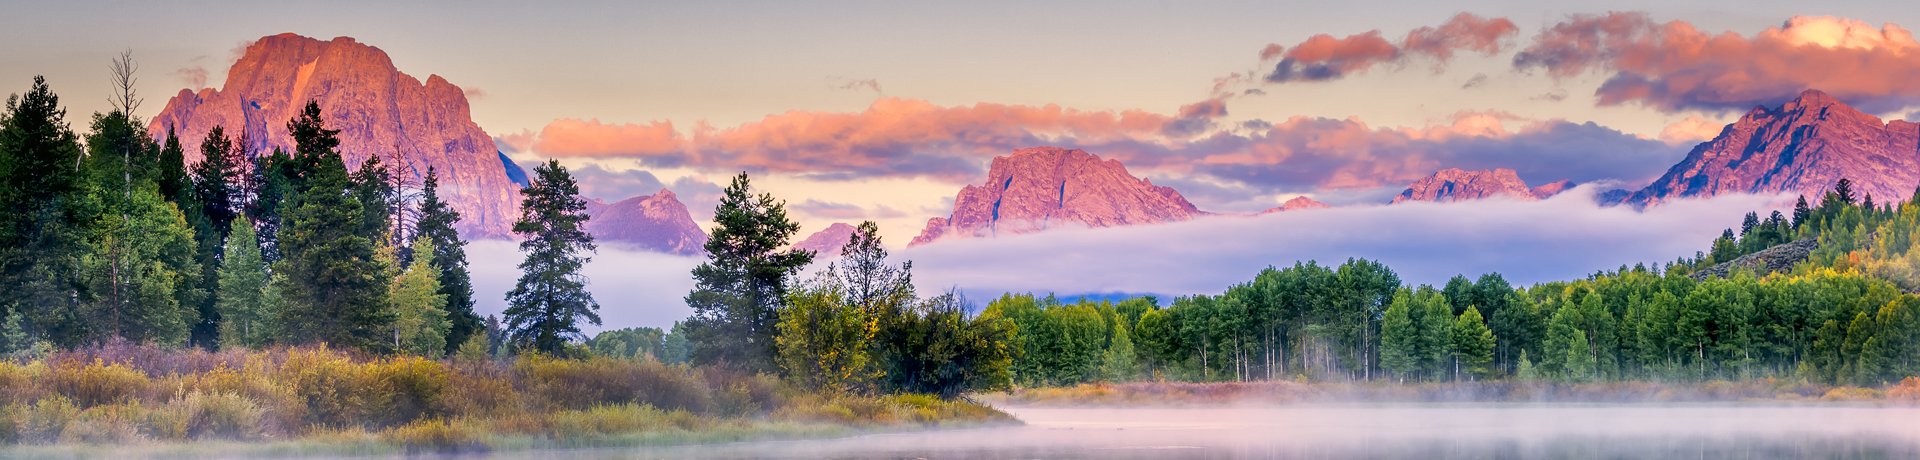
[565,404,1920,459]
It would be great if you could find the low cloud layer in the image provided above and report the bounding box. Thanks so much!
[465,188,1782,330]
[1263,13,1518,83]
[902,186,1783,299]
[1515,13,1920,113]
[468,240,703,333]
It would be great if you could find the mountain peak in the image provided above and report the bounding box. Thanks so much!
[1630,89,1920,205]
[1261,196,1331,214]
[793,222,859,258]
[584,188,707,256]
[151,33,520,238]
[1391,168,1538,204]
[910,147,1204,246]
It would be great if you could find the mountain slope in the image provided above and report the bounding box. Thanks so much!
[910,147,1204,247]
[1630,89,1920,205]
[1390,168,1543,203]
[793,222,858,258]
[583,189,708,256]
[149,33,520,237]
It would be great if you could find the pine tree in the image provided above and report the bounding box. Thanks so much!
[189,125,244,242]
[1792,195,1811,229]
[389,238,449,357]
[684,172,812,372]
[0,76,88,344]
[503,160,598,355]
[1380,289,1420,381]
[415,167,480,355]
[215,219,271,348]
[349,155,395,243]
[1834,178,1857,205]
[274,101,393,352]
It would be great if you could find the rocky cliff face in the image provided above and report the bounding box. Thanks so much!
[148,33,521,238]
[792,222,857,258]
[1630,90,1920,205]
[1391,168,1541,203]
[910,147,1204,247]
[1260,196,1331,214]
[583,189,707,256]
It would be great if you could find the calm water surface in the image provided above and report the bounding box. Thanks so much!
[557,404,1920,459]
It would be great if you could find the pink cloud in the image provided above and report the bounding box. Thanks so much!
[532,119,684,159]
[1263,13,1518,82]
[1514,13,1920,112]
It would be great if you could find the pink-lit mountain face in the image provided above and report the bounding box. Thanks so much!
[1629,89,1920,205]
[1261,196,1331,214]
[910,147,1204,247]
[1390,168,1546,203]
[149,33,522,238]
[792,222,858,258]
[583,189,708,256]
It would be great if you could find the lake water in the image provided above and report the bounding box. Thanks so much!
[585,404,1920,459]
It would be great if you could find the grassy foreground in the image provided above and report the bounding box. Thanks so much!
[984,377,1920,407]
[0,342,1014,457]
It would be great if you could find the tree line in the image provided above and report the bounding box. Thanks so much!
[977,179,1920,387]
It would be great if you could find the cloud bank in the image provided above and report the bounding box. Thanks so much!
[465,187,1784,330]
[1515,13,1920,113]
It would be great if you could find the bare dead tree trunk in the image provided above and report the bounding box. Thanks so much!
[107,49,142,338]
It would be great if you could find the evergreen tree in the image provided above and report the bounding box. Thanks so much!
[1451,306,1497,380]
[273,102,393,352]
[1380,289,1420,380]
[0,76,88,344]
[1792,195,1811,229]
[684,172,812,372]
[415,167,480,355]
[215,219,272,348]
[349,155,395,243]
[1834,178,1857,206]
[189,125,244,242]
[389,237,449,357]
[503,160,598,355]
[245,148,296,264]
[157,127,190,205]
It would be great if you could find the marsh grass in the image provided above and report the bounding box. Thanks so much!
[0,341,1014,456]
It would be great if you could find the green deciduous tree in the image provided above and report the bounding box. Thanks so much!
[776,281,875,394]
[215,219,272,348]
[414,167,480,356]
[389,238,449,357]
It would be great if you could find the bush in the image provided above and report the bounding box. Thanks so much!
[18,396,79,444]
[47,360,150,407]
[0,361,43,405]
[279,347,389,428]
[545,404,705,442]
[371,355,453,425]
[59,404,143,444]
[1888,377,1920,404]
[180,391,265,440]
[385,418,488,454]
[518,356,711,412]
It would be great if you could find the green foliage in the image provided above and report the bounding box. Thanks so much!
[775,282,875,394]
[684,172,811,372]
[415,167,480,357]
[1100,316,1138,382]
[390,238,450,357]
[215,219,273,348]
[76,185,197,345]
[273,102,394,353]
[504,160,599,355]
[1451,306,1497,380]
[586,327,667,361]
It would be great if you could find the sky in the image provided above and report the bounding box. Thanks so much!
[3,1,1914,328]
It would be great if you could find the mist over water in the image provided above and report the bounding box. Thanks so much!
[535,404,1920,459]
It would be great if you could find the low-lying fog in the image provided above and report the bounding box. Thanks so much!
[562,404,1920,459]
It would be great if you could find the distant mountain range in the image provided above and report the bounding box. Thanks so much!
[154,35,1920,252]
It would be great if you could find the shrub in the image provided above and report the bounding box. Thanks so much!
[518,356,711,413]
[1889,377,1920,404]
[545,404,705,442]
[180,391,265,440]
[18,396,79,443]
[279,347,390,428]
[442,361,524,418]
[371,355,453,425]
[47,359,150,407]
[59,404,143,444]
[385,418,488,454]
[0,361,43,405]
